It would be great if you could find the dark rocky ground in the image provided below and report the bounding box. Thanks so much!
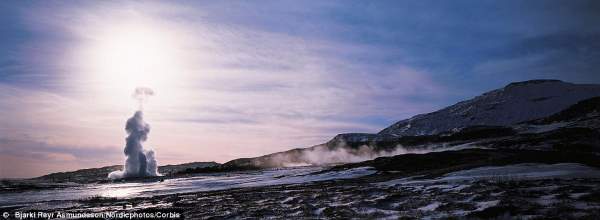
[7,172,598,219]
[3,148,600,219]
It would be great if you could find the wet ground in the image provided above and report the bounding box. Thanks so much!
[3,164,600,219]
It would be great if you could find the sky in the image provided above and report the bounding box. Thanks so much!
[1,1,599,178]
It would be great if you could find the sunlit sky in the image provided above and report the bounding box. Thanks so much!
[1,1,600,178]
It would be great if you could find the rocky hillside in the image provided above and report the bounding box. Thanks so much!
[379,79,600,137]
[196,80,600,172]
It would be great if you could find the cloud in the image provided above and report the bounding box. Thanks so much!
[0,138,118,160]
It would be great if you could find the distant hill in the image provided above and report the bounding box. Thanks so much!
[33,161,219,183]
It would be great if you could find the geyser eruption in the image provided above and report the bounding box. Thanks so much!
[108,88,160,179]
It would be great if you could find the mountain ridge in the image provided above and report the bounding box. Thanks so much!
[378,79,600,137]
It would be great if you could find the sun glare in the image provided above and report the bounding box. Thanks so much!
[82,20,186,103]
[95,25,176,88]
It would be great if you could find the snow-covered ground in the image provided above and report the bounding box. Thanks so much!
[0,166,375,207]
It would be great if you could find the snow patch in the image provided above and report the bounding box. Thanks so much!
[475,200,500,212]
[520,122,569,134]
[418,201,441,211]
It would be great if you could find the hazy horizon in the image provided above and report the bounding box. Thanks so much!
[2,0,600,178]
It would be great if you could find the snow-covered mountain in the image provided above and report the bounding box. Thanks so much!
[378,80,600,137]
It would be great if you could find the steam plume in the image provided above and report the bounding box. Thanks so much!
[245,140,482,168]
[108,88,160,179]
[132,87,154,110]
